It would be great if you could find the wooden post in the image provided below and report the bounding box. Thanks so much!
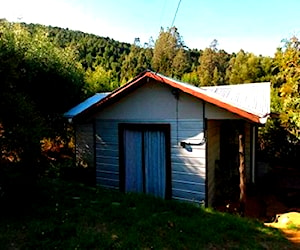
[239,133,246,216]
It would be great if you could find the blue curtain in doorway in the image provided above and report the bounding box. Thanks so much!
[144,130,166,198]
[124,129,143,193]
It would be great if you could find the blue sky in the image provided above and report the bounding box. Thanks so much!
[1,0,300,56]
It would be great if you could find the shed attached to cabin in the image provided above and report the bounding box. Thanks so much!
[65,70,270,206]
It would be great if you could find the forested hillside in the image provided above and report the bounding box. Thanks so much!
[0,20,299,192]
[23,24,273,85]
[21,23,279,94]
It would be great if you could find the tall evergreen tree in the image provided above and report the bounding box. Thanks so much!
[120,45,152,84]
[152,27,188,78]
[226,50,249,84]
[197,44,230,86]
[172,48,190,78]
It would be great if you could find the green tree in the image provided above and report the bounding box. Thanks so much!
[273,36,300,141]
[172,48,189,78]
[84,65,117,95]
[181,71,199,85]
[226,50,248,84]
[120,45,152,84]
[152,27,177,76]
[259,56,274,82]
[258,37,300,168]
[152,27,188,78]
[197,44,230,86]
[226,50,269,84]
[0,21,84,167]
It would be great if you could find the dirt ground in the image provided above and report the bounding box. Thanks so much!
[215,166,300,246]
[280,229,300,246]
[258,167,300,246]
[266,223,300,246]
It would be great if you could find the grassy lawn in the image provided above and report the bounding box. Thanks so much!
[0,178,294,249]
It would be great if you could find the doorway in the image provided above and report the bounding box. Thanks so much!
[119,124,171,199]
[215,120,244,203]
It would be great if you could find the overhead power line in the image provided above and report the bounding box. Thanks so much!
[171,0,182,27]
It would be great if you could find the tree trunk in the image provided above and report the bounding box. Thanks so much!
[239,133,246,216]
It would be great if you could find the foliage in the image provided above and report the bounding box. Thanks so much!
[197,44,230,86]
[0,22,84,113]
[258,87,287,163]
[259,37,300,167]
[181,71,199,85]
[0,93,45,165]
[120,44,152,84]
[0,20,84,194]
[40,24,132,84]
[258,39,300,167]
[24,30,84,115]
[84,65,117,95]
[273,37,300,141]
[172,48,190,78]
[0,22,41,165]
[0,178,291,249]
[152,27,190,78]
[226,50,273,84]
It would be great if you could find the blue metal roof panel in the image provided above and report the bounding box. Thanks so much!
[64,92,110,118]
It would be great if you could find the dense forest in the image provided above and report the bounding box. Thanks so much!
[0,20,299,200]
[22,24,275,92]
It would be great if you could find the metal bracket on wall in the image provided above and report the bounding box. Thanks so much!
[180,138,206,148]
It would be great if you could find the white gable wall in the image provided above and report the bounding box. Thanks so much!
[96,80,203,120]
[205,103,242,120]
[95,81,243,121]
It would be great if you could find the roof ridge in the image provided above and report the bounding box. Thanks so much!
[65,70,270,124]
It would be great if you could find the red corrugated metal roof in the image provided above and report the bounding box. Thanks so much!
[70,70,270,124]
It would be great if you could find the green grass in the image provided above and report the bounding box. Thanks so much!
[0,178,294,249]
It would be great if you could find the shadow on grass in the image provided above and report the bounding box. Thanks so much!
[0,178,294,249]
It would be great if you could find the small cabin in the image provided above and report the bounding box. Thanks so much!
[65,70,270,206]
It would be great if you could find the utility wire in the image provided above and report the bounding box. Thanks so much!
[171,0,182,27]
